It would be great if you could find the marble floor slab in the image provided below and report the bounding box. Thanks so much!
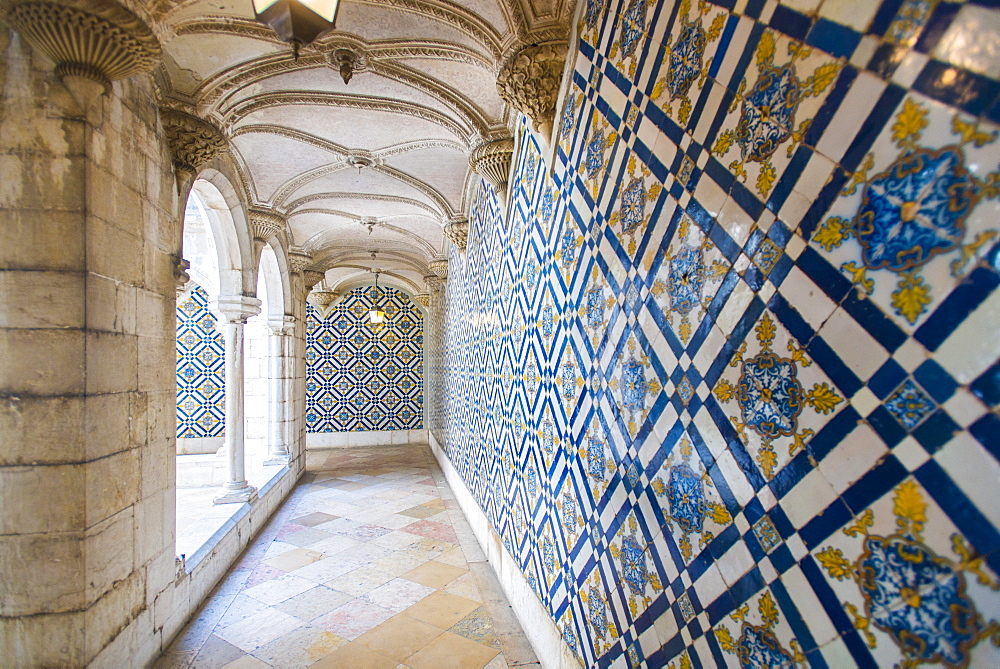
[157,445,538,668]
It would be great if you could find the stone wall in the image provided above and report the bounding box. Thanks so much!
[427,0,1000,666]
[0,30,183,665]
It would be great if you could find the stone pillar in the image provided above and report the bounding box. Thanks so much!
[265,315,295,465]
[0,3,179,665]
[213,295,261,504]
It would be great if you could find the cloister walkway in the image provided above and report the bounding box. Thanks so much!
[156,445,537,668]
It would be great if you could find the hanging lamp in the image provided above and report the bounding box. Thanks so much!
[252,0,340,59]
[369,271,386,325]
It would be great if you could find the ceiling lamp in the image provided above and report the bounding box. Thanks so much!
[369,270,386,326]
[252,0,340,59]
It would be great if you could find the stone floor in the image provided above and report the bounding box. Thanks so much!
[157,445,538,668]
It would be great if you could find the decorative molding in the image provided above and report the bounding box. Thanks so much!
[159,107,227,178]
[302,270,326,289]
[284,191,445,218]
[287,247,312,273]
[496,40,568,143]
[172,15,281,43]
[248,208,285,243]
[414,292,431,307]
[223,91,473,144]
[429,258,448,279]
[470,136,514,200]
[230,124,348,156]
[198,52,328,109]
[367,42,493,69]
[377,164,455,217]
[353,0,502,60]
[1,0,161,92]
[370,60,491,138]
[193,39,492,111]
[444,216,468,252]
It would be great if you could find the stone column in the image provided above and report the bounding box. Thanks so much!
[213,295,261,504]
[265,315,295,465]
[287,249,315,469]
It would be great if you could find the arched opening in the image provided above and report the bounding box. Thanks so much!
[244,244,282,474]
[174,177,251,558]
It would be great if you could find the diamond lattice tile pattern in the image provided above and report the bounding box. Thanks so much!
[176,284,225,438]
[306,287,424,433]
[426,0,1000,666]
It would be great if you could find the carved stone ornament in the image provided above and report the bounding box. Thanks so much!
[287,247,312,273]
[496,41,568,143]
[160,108,227,179]
[443,217,468,252]
[429,259,448,280]
[173,255,191,296]
[1,0,161,91]
[470,137,514,201]
[302,270,326,289]
[415,293,431,307]
[333,48,356,84]
[308,288,338,314]
[248,208,284,243]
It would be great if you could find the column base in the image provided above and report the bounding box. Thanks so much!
[263,455,290,466]
[213,484,258,505]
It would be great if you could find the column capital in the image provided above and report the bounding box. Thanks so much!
[303,270,326,290]
[443,216,468,253]
[160,108,227,182]
[214,295,261,323]
[470,136,514,201]
[429,259,448,280]
[249,208,285,244]
[496,40,569,143]
[288,247,313,273]
[267,315,296,335]
[1,0,161,99]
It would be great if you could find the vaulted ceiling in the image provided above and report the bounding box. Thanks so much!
[151,0,573,298]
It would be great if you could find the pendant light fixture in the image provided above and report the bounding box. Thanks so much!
[369,270,386,325]
[252,0,340,59]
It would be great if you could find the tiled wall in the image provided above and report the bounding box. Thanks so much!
[306,286,424,432]
[177,284,225,438]
[428,0,1000,666]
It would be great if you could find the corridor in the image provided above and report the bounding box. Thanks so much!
[157,446,537,668]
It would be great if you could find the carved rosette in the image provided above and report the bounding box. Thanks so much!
[429,259,449,280]
[470,137,514,201]
[302,270,326,290]
[248,208,284,243]
[496,41,568,143]
[444,217,468,252]
[160,108,227,180]
[288,247,312,274]
[1,0,161,91]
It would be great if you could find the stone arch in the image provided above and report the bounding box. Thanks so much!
[190,169,254,297]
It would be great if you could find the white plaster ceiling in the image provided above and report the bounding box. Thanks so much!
[155,0,572,294]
